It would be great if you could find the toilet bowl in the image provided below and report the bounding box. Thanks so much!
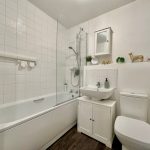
[115,116,150,150]
[114,91,149,150]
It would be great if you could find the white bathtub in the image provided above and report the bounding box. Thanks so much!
[57,91,79,104]
[0,94,78,150]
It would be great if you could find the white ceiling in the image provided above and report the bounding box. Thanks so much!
[29,0,135,28]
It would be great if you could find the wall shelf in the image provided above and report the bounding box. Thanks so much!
[0,52,37,63]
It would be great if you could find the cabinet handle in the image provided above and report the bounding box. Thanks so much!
[92,119,95,122]
[90,118,92,121]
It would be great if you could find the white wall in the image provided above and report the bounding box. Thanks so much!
[0,0,57,104]
[69,0,150,63]
[89,0,150,63]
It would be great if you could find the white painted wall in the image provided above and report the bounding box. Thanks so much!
[69,0,150,63]
[88,0,150,63]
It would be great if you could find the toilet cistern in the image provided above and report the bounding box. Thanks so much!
[114,91,150,150]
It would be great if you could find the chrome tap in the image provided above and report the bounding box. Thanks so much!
[96,82,100,88]
[69,89,73,93]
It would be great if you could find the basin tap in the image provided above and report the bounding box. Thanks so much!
[96,82,100,88]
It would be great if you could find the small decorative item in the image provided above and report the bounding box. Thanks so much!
[102,60,111,65]
[129,52,144,62]
[28,61,36,69]
[91,56,99,65]
[18,60,27,70]
[147,58,150,62]
[116,57,125,63]
[86,56,92,65]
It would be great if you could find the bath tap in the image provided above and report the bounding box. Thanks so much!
[69,89,73,93]
[75,90,79,94]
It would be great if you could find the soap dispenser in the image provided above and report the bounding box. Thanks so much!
[104,78,110,89]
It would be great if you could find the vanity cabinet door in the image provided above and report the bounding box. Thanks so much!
[78,101,93,135]
[92,104,110,142]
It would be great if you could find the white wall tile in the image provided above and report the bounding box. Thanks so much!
[0,14,5,25]
[0,0,58,105]
[0,0,5,5]
[0,3,5,15]
[0,24,5,46]
[86,70,100,86]
[85,69,117,88]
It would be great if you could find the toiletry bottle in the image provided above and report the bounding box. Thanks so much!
[104,78,110,89]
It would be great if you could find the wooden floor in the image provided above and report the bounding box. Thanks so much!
[47,126,121,150]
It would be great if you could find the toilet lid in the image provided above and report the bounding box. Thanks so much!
[115,116,150,144]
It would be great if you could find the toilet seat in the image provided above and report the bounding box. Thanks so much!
[115,116,150,145]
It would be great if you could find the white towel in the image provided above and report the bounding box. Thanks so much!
[18,60,27,69]
[28,61,36,68]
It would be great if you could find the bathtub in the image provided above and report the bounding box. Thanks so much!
[57,91,79,104]
[0,94,78,150]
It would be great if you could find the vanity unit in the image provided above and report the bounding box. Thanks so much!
[77,96,116,148]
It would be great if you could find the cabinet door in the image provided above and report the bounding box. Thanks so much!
[92,104,110,142]
[78,101,92,135]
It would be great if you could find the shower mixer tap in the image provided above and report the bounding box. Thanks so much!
[69,89,73,93]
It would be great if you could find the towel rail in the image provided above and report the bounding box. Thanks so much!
[0,52,37,62]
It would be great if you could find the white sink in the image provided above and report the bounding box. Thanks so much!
[80,86,115,100]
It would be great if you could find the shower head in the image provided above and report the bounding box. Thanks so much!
[68,46,78,55]
[68,46,73,50]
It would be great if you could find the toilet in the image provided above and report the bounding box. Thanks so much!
[115,91,150,150]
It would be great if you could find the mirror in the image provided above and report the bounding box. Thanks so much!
[95,27,112,56]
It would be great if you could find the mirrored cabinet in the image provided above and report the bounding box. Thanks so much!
[94,27,112,56]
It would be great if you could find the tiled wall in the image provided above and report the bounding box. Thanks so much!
[0,0,57,104]
[85,68,118,88]
[66,29,87,91]
[0,0,86,105]
[57,23,67,92]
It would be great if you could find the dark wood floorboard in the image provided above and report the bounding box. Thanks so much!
[47,126,121,150]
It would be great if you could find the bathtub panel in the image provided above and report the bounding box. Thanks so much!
[51,100,77,136]
[0,100,77,150]
[0,110,55,150]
